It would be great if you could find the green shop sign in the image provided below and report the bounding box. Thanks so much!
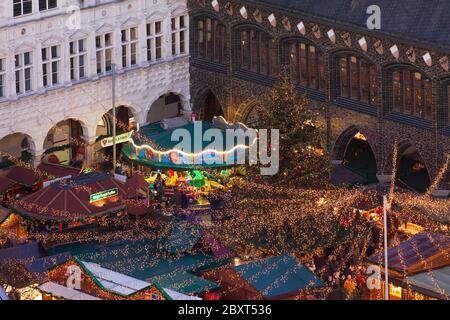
[100,132,132,148]
[89,188,119,203]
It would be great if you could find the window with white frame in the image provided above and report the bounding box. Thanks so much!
[121,27,138,68]
[42,45,61,87]
[13,0,33,17]
[70,39,87,81]
[96,33,113,74]
[15,51,33,94]
[39,0,57,11]
[0,59,6,98]
[171,15,188,56]
[146,21,163,62]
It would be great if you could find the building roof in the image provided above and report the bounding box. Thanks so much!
[245,0,450,51]
[37,163,80,179]
[0,241,44,263]
[0,177,15,194]
[39,282,102,300]
[232,255,323,298]
[11,172,127,221]
[148,271,220,295]
[6,166,39,187]
[368,232,450,274]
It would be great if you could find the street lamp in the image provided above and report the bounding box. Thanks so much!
[383,195,389,300]
[112,63,117,173]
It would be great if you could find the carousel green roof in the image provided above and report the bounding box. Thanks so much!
[122,120,253,170]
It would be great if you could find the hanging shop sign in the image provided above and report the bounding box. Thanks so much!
[89,188,119,203]
[100,132,132,148]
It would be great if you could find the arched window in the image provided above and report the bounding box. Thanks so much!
[282,38,326,90]
[387,66,432,119]
[235,26,276,76]
[334,53,377,105]
[194,16,226,63]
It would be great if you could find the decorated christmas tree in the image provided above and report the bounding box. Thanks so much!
[254,67,330,188]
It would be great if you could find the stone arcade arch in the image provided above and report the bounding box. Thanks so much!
[94,106,138,170]
[396,141,432,193]
[0,133,35,166]
[333,126,378,184]
[42,119,88,168]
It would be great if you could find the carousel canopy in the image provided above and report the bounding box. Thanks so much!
[11,172,127,221]
[122,117,254,169]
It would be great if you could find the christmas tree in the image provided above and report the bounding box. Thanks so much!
[254,67,330,188]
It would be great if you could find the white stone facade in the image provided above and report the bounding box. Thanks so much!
[0,0,190,163]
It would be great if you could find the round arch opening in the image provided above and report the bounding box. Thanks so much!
[147,93,183,124]
[342,132,378,183]
[0,133,35,167]
[42,119,87,168]
[197,91,224,121]
[396,144,431,193]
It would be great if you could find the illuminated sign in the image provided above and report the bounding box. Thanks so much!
[101,132,132,148]
[89,188,119,203]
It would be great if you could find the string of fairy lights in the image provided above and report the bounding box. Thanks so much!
[1,113,449,300]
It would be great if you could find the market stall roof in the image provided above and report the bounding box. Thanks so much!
[81,260,152,296]
[232,255,323,299]
[148,271,220,295]
[37,163,80,178]
[163,287,202,300]
[0,206,11,224]
[0,241,45,262]
[123,117,255,169]
[126,201,149,217]
[368,232,450,275]
[0,287,8,300]
[406,266,450,300]
[39,282,101,300]
[125,173,148,199]
[160,221,202,254]
[201,231,235,260]
[50,238,227,281]
[6,166,39,187]
[11,172,127,221]
[0,177,15,194]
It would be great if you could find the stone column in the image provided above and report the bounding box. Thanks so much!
[33,149,44,168]
[84,136,97,166]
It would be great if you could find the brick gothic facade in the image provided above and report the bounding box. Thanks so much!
[188,0,450,190]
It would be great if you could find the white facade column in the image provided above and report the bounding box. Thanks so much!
[33,149,45,168]
[87,30,97,78]
[138,18,148,66]
[6,50,16,99]
[62,39,71,85]
[34,43,43,91]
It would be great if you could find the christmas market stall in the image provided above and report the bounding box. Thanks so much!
[10,172,128,230]
[201,255,323,300]
[367,231,450,300]
[39,257,170,300]
[0,241,71,299]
